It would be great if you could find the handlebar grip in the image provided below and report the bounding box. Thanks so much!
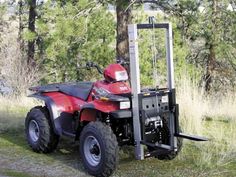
[86,61,92,67]
[84,61,103,74]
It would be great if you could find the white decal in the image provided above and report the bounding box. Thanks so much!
[120,86,128,91]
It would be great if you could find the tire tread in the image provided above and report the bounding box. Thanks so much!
[80,121,118,177]
[25,106,59,153]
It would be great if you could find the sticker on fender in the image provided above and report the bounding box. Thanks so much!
[162,95,168,103]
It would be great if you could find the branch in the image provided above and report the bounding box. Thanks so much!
[125,1,138,11]
[73,1,102,19]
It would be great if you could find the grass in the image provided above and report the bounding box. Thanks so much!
[0,169,34,177]
[0,97,37,133]
[0,79,236,177]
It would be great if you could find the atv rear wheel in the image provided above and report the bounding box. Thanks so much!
[80,121,118,177]
[148,122,183,160]
[25,106,59,153]
[157,136,183,160]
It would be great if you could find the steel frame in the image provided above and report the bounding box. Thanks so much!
[128,22,175,160]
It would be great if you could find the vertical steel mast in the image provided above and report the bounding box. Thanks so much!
[128,24,144,160]
[128,22,175,160]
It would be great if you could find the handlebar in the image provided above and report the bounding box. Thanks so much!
[116,58,130,66]
[78,61,103,74]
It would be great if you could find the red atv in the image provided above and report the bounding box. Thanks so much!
[25,22,207,177]
[26,62,133,176]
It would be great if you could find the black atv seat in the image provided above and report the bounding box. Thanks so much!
[59,82,93,100]
[31,82,93,101]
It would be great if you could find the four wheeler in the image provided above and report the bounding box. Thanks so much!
[25,21,207,177]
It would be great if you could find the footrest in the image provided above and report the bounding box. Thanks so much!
[140,140,172,150]
[141,140,173,158]
[175,133,208,141]
[145,148,171,158]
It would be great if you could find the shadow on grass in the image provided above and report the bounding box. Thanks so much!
[0,169,35,177]
[0,126,139,177]
[0,127,86,176]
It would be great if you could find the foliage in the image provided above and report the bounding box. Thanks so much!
[131,9,200,87]
[34,0,115,83]
[189,0,236,91]
[148,0,236,92]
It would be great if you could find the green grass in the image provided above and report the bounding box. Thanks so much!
[0,169,34,177]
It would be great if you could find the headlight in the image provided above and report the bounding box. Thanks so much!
[115,71,128,81]
[93,86,130,102]
[120,101,130,109]
[93,87,110,97]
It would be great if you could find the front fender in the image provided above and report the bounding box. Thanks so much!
[79,100,119,121]
[28,93,62,135]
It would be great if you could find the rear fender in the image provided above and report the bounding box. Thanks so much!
[29,93,62,135]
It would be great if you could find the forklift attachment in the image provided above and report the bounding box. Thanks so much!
[128,22,207,160]
[175,133,208,141]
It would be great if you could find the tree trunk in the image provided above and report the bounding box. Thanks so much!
[205,44,216,92]
[18,0,24,51]
[27,0,36,66]
[204,0,217,92]
[116,0,132,72]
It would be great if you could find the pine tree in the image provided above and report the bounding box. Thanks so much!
[27,0,37,66]
[116,0,132,64]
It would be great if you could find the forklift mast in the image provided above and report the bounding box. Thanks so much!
[128,22,207,160]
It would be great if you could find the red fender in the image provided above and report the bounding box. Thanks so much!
[42,92,120,122]
[80,101,119,122]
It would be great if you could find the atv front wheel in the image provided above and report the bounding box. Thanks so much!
[25,106,59,153]
[80,121,118,177]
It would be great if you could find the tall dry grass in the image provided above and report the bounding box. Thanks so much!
[0,29,41,131]
[0,96,40,133]
[0,36,41,96]
[177,76,236,171]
